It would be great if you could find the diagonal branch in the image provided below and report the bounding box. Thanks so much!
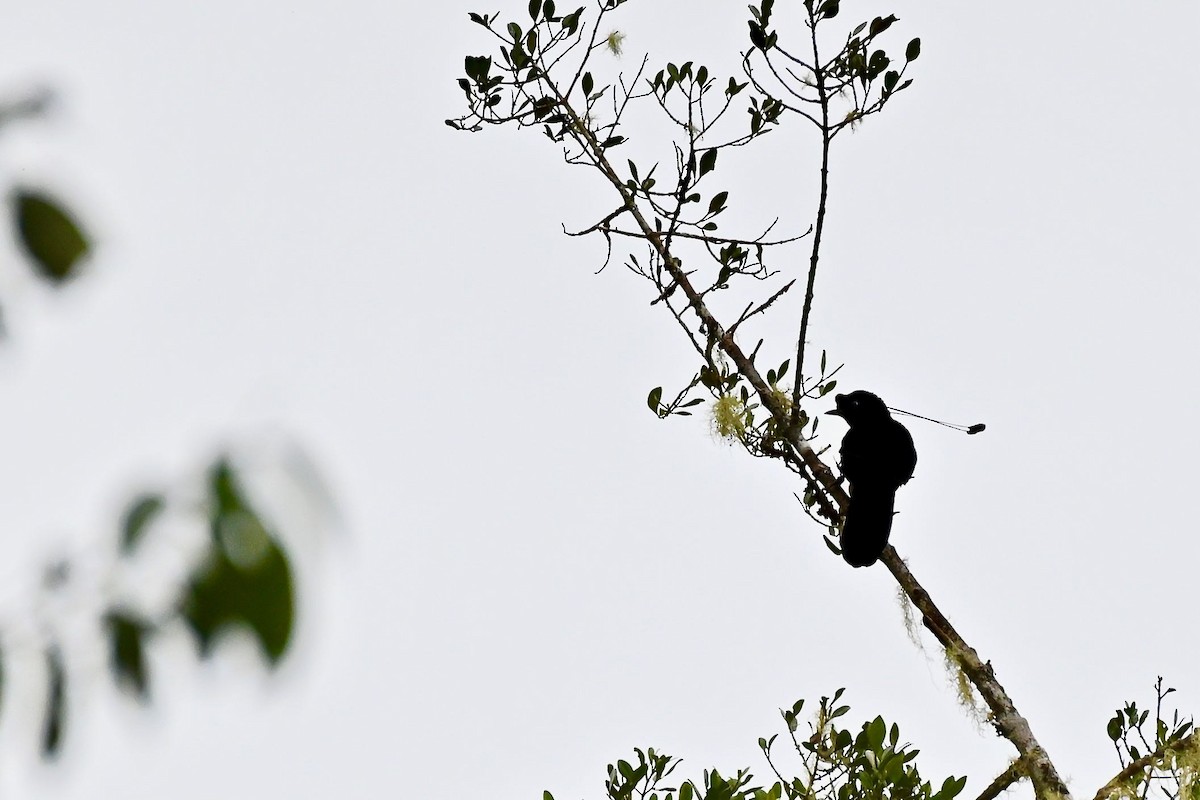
[883,553,1070,800]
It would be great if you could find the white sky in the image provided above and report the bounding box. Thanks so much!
[1,0,1198,797]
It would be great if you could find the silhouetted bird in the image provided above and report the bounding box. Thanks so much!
[826,391,917,568]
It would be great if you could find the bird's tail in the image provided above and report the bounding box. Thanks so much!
[840,486,896,568]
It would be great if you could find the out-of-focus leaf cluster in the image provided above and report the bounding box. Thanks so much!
[3,456,298,760]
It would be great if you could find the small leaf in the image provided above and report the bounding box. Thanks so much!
[1107,716,1123,740]
[41,646,67,759]
[582,72,594,96]
[748,21,767,49]
[698,149,717,177]
[647,386,663,412]
[868,15,896,36]
[106,611,151,701]
[906,37,921,61]
[120,493,166,554]
[817,0,839,19]
[707,191,728,216]
[464,55,491,82]
[183,459,296,665]
[529,0,542,19]
[13,190,89,284]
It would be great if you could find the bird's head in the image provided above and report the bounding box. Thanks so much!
[826,390,890,427]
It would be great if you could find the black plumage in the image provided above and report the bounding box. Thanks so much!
[826,390,917,568]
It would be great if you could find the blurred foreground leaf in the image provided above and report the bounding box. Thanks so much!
[119,493,165,554]
[12,189,89,283]
[181,459,295,665]
[42,646,66,759]
[106,611,152,700]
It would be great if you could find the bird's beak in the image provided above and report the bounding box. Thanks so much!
[825,408,843,417]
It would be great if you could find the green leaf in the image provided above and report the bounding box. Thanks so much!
[464,55,492,82]
[562,7,583,34]
[1107,716,1123,741]
[748,21,767,49]
[647,386,663,412]
[941,776,967,799]
[817,0,839,19]
[120,492,166,554]
[868,15,896,36]
[544,793,555,800]
[582,71,594,96]
[507,21,523,40]
[699,149,717,177]
[544,0,556,17]
[707,191,728,216]
[13,190,89,284]
[182,533,295,665]
[529,0,542,19]
[182,459,296,665]
[906,37,921,61]
[106,611,151,701]
[866,716,886,749]
[41,646,66,759]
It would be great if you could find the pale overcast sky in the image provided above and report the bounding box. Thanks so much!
[1,1,1198,798]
